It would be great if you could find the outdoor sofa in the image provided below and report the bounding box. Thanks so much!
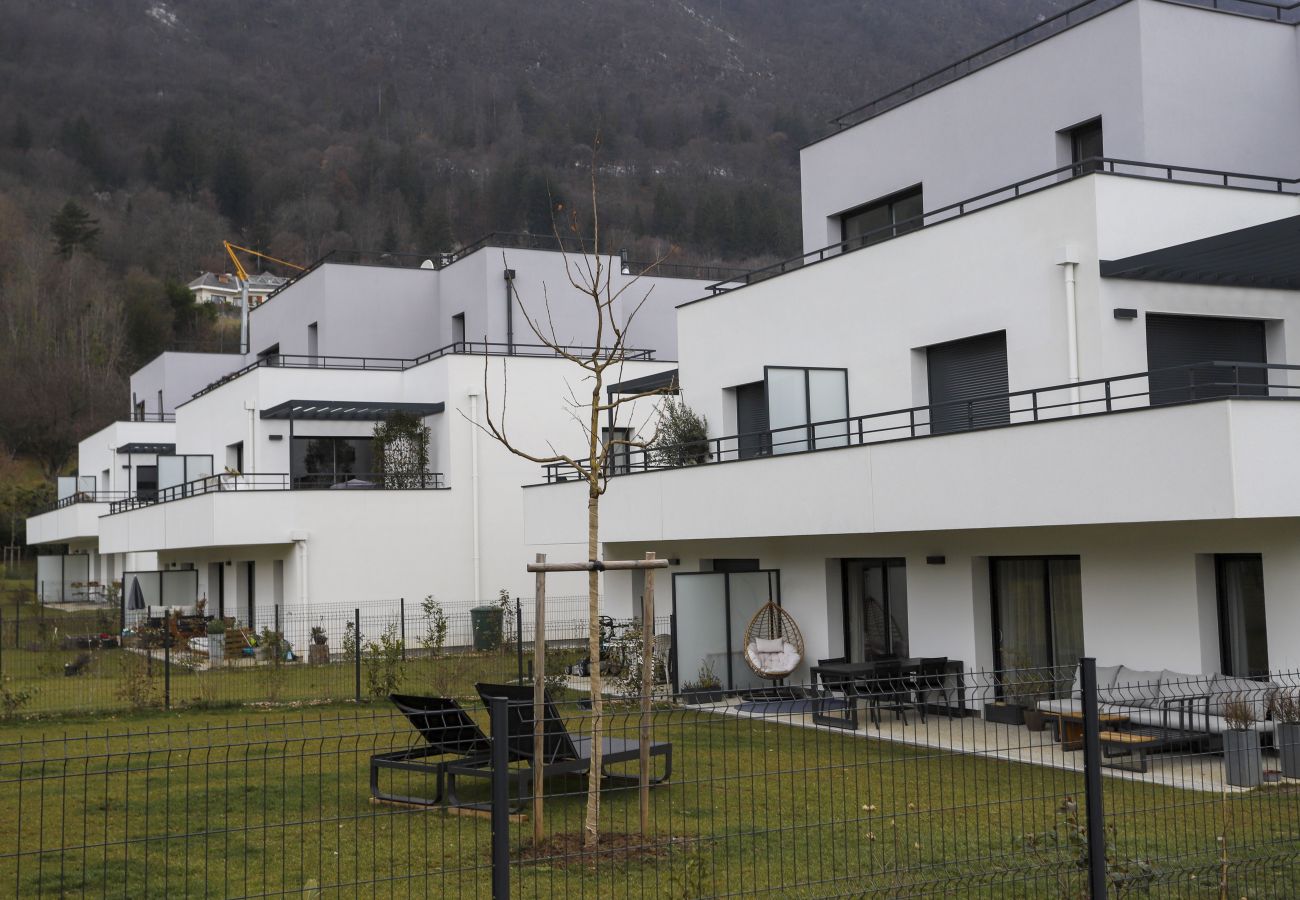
[1036,664,1276,737]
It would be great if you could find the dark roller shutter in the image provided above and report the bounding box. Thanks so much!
[927,331,1010,434]
[1146,314,1266,405]
[736,381,771,459]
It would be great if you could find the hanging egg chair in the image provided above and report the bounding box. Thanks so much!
[743,600,805,680]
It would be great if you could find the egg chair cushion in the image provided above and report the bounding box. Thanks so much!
[746,640,801,676]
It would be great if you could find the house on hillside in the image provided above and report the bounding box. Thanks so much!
[26,236,736,645]
[188,271,288,310]
[524,0,1300,690]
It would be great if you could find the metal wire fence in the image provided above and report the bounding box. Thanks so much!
[0,590,668,717]
[1,661,1297,897]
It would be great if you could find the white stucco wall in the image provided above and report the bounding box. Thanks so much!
[129,352,244,417]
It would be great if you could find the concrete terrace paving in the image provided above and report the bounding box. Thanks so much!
[697,697,1287,794]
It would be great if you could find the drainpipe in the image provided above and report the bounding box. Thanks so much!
[290,530,309,627]
[468,390,482,604]
[239,279,250,356]
[504,269,516,354]
[1057,246,1081,411]
[244,401,257,474]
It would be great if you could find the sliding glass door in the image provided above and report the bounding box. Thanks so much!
[1216,554,1269,677]
[843,559,908,662]
[991,557,1083,672]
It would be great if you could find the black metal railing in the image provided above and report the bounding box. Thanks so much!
[106,470,448,514]
[186,341,656,402]
[126,412,176,423]
[827,0,1300,132]
[542,360,1300,482]
[34,491,132,515]
[705,156,1300,295]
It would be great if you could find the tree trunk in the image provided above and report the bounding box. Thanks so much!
[583,487,602,848]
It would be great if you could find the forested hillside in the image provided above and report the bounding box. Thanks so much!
[0,0,1062,543]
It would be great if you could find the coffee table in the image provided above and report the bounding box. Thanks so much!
[1047,710,1130,751]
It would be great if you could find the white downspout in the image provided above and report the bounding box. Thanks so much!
[1058,246,1081,412]
[244,401,257,474]
[468,391,482,604]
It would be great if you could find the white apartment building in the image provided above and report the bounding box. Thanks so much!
[523,0,1300,692]
[27,236,727,640]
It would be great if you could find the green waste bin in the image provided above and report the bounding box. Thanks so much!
[470,605,504,652]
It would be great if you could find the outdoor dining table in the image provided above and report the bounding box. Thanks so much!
[809,658,967,729]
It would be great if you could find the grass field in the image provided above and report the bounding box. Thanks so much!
[0,697,1297,898]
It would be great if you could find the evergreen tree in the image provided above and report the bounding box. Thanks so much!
[10,113,32,151]
[59,115,116,185]
[651,184,685,236]
[212,144,255,227]
[523,172,560,235]
[158,119,205,196]
[49,200,100,258]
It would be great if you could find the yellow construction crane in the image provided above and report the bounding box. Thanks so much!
[222,241,306,354]
[222,240,305,282]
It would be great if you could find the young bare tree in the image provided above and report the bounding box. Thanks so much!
[473,154,673,848]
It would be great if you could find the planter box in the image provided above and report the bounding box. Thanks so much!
[983,703,1026,726]
[1277,722,1300,779]
[308,643,330,666]
[680,689,725,705]
[1023,708,1049,732]
[1223,729,1262,788]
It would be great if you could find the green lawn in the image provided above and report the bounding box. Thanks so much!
[0,699,1296,898]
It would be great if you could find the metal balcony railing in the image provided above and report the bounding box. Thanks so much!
[186,341,657,403]
[704,157,1300,296]
[35,491,133,515]
[107,471,448,514]
[541,361,1300,483]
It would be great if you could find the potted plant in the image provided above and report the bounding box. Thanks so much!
[309,626,330,666]
[1271,690,1300,780]
[206,618,226,667]
[985,669,1032,726]
[1222,697,1263,788]
[680,660,724,704]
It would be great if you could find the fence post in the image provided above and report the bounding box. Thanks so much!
[489,694,511,900]
[120,585,126,635]
[163,611,172,710]
[1080,657,1107,900]
[353,608,362,702]
[515,598,524,684]
[274,604,281,636]
[399,598,406,661]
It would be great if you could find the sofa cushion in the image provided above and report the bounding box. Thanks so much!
[1101,667,1162,706]
[1071,663,1122,696]
[1209,675,1273,721]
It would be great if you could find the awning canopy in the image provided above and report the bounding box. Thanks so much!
[117,442,177,455]
[1100,215,1300,290]
[259,400,445,421]
[606,368,679,397]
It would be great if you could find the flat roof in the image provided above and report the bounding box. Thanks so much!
[606,369,679,397]
[117,443,177,455]
[259,400,446,421]
[1100,214,1300,290]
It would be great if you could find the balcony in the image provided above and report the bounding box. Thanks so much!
[107,471,447,515]
[26,492,131,545]
[527,363,1300,544]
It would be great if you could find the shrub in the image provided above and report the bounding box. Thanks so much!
[649,397,710,467]
[419,595,448,655]
[364,623,406,698]
[0,677,32,719]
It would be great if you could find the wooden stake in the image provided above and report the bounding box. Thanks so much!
[639,551,656,835]
[532,553,546,845]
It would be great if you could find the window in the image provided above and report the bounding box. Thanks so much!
[991,557,1084,674]
[672,569,781,691]
[926,331,1010,434]
[735,381,770,460]
[601,427,631,475]
[291,436,374,488]
[765,366,849,454]
[1216,554,1269,677]
[226,442,244,474]
[840,185,924,250]
[136,465,158,502]
[1068,119,1103,174]
[452,313,466,346]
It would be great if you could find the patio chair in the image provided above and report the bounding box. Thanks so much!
[369,694,493,808]
[859,661,910,730]
[446,682,673,808]
[908,657,951,723]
